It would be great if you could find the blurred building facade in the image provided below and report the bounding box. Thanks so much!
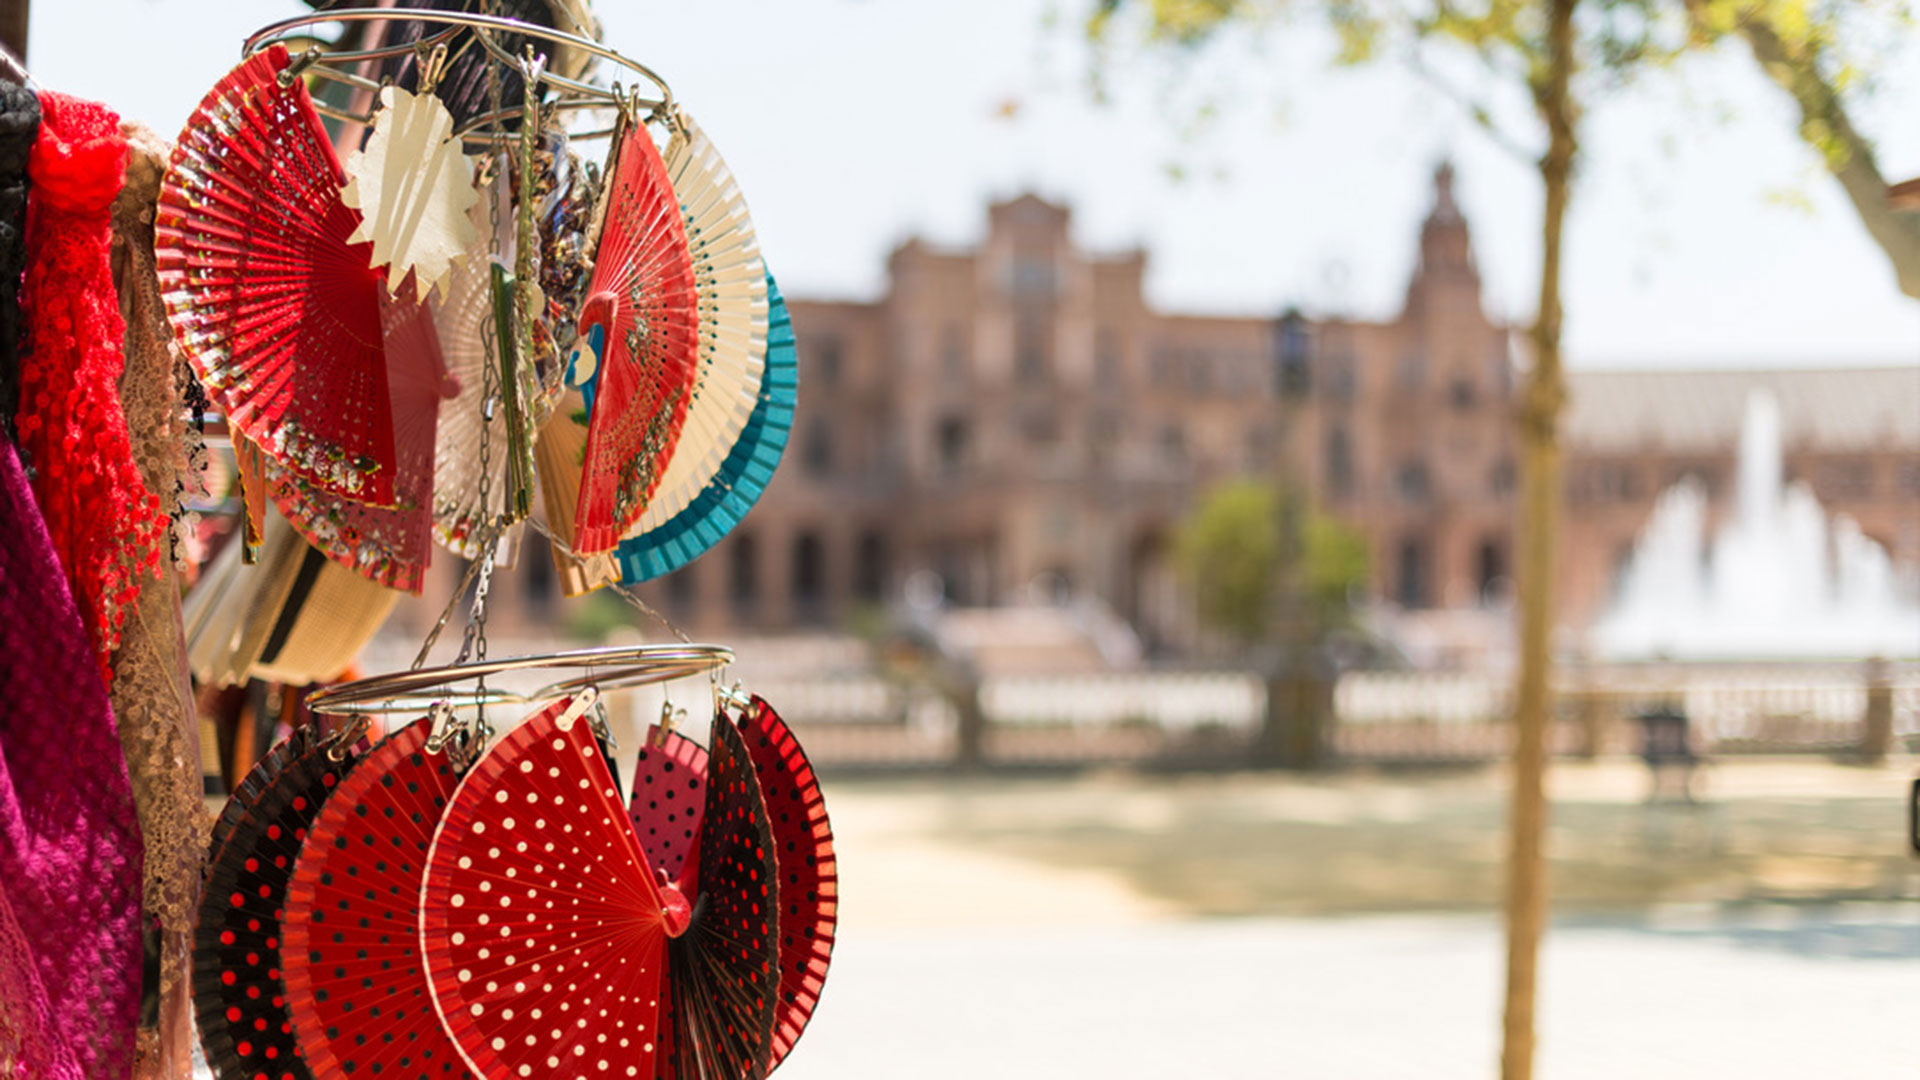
[403,166,1920,655]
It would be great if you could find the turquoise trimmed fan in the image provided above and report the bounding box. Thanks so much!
[613,271,796,582]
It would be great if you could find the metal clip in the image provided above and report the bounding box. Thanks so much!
[554,686,601,732]
[424,700,458,754]
[414,40,451,97]
[276,46,323,89]
[588,696,616,749]
[714,681,753,717]
[325,713,372,762]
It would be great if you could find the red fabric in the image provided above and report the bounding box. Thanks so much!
[15,91,163,681]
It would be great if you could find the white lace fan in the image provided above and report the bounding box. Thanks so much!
[620,110,768,541]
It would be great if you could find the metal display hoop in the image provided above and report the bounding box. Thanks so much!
[306,643,735,717]
[242,7,676,139]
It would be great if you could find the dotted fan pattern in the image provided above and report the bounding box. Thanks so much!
[422,698,670,1080]
[627,726,709,887]
[194,724,359,1080]
[280,717,474,1079]
[736,698,837,1068]
[662,713,779,1080]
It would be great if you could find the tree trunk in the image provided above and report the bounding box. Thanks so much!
[1502,1,1576,1077]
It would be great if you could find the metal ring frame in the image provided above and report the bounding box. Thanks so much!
[242,8,675,140]
[306,643,734,717]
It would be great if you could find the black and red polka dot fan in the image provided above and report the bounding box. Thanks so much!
[628,697,837,1077]
[657,708,780,1080]
[420,693,676,1080]
[280,712,481,1080]
[734,697,837,1070]
[193,718,367,1080]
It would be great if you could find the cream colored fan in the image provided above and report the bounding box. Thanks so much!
[620,110,768,540]
[429,166,517,558]
[534,389,619,595]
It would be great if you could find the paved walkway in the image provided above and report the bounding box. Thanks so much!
[777,907,1919,1080]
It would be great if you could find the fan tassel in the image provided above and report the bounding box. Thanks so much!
[489,263,537,522]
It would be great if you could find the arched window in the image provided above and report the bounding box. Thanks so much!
[729,533,758,615]
[792,531,825,621]
[1326,425,1353,498]
[855,531,887,602]
[1396,536,1430,609]
[1476,539,1506,606]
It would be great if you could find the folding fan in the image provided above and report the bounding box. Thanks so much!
[735,698,837,1068]
[534,390,620,594]
[569,120,701,553]
[194,722,363,1080]
[264,279,449,593]
[657,712,780,1080]
[280,715,475,1080]
[622,112,768,535]
[614,273,797,583]
[628,698,837,1073]
[157,44,396,505]
[432,150,588,559]
[421,695,671,1080]
[430,169,516,558]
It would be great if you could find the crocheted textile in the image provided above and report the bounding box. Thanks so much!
[0,84,33,443]
[109,121,206,1080]
[16,91,164,682]
[0,437,145,1080]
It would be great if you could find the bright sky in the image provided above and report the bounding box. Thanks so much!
[32,0,1920,368]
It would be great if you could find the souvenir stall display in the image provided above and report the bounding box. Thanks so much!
[0,5,833,1079]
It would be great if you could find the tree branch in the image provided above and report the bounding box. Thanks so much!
[1713,4,1920,300]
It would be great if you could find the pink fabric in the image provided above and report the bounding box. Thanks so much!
[0,437,144,1080]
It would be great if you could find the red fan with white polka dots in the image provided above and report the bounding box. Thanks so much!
[420,696,674,1080]
[280,715,476,1080]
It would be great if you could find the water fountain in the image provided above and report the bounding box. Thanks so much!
[1592,389,1920,661]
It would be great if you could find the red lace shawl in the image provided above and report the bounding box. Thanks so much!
[15,91,163,681]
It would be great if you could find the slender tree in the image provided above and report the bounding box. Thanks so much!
[1083,2,1682,1074]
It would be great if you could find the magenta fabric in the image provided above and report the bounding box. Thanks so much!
[0,436,144,1080]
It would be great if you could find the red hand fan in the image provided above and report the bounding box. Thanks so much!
[658,712,779,1080]
[735,698,837,1069]
[280,716,477,1080]
[629,701,837,1073]
[627,724,709,886]
[421,696,672,1080]
[571,122,701,553]
[266,276,450,592]
[194,722,363,1080]
[157,44,396,504]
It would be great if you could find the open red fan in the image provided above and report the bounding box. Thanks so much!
[157,44,396,504]
[735,698,837,1068]
[421,696,671,1079]
[570,121,701,553]
[629,699,837,1075]
[657,711,779,1080]
[194,721,364,1080]
[265,276,450,592]
[280,715,476,1080]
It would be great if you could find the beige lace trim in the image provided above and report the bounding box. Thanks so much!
[108,121,208,1080]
